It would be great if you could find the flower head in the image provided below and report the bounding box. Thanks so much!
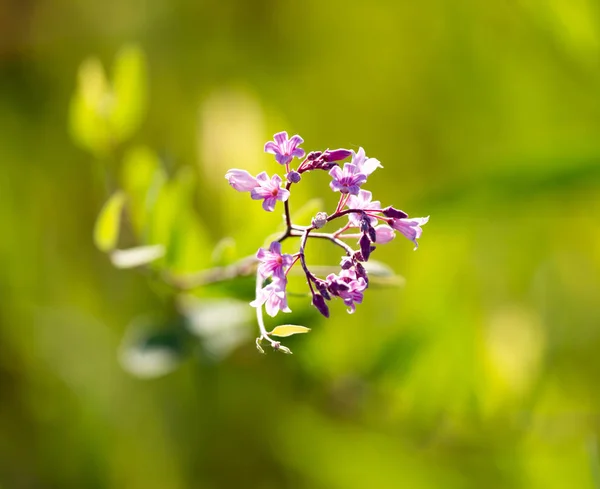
[250,172,290,212]
[264,131,305,165]
[390,216,429,250]
[328,164,367,195]
[256,241,294,281]
[326,268,367,314]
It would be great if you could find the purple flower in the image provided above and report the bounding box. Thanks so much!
[225,169,259,192]
[351,147,382,176]
[250,172,290,212]
[346,190,381,226]
[374,224,395,244]
[256,241,293,281]
[250,279,291,317]
[264,131,305,165]
[390,216,429,250]
[328,164,367,195]
[326,269,367,314]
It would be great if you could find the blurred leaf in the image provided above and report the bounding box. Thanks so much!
[68,57,112,155]
[119,315,188,378]
[179,296,251,359]
[120,146,166,238]
[110,245,165,268]
[109,44,148,143]
[211,237,237,266]
[363,260,405,287]
[154,168,213,273]
[94,190,126,252]
[269,325,311,337]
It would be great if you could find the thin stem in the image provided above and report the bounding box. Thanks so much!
[298,229,316,295]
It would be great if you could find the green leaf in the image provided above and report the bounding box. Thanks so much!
[269,325,311,337]
[120,146,166,238]
[94,190,126,252]
[110,245,165,268]
[68,57,112,155]
[109,44,148,143]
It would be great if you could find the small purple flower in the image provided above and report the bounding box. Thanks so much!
[390,216,429,250]
[250,172,290,212]
[351,147,382,176]
[374,224,395,244]
[264,131,305,165]
[256,241,294,281]
[225,169,259,192]
[326,269,367,314]
[346,190,381,226]
[328,164,367,195]
[250,279,291,317]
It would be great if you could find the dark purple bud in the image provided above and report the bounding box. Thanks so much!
[368,225,377,243]
[359,234,372,261]
[312,293,330,318]
[322,148,352,163]
[354,250,365,262]
[287,170,301,184]
[340,255,354,270]
[360,215,370,233]
[355,262,368,283]
[314,279,331,300]
[307,151,322,161]
[328,279,349,295]
[311,211,328,229]
[382,206,408,219]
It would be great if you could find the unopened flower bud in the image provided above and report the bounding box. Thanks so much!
[359,234,372,261]
[287,170,301,184]
[312,293,330,318]
[311,212,328,229]
[340,255,354,270]
[382,206,408,219]
[367,225,377,243]
[323,148,352,163]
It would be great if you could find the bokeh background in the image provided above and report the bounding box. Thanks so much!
[2,0,600,487]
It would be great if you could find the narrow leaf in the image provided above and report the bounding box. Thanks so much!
[110,44,148,142]
[269,325,311,337]
[110,245,165,268]
[94,190,126,252]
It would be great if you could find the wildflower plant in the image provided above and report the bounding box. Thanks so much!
[226,131,429,354]
[71,45,429,373]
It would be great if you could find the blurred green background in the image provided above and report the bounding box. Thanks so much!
[2,0,600,487]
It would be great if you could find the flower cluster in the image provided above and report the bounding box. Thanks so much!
[225,131,429,353]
